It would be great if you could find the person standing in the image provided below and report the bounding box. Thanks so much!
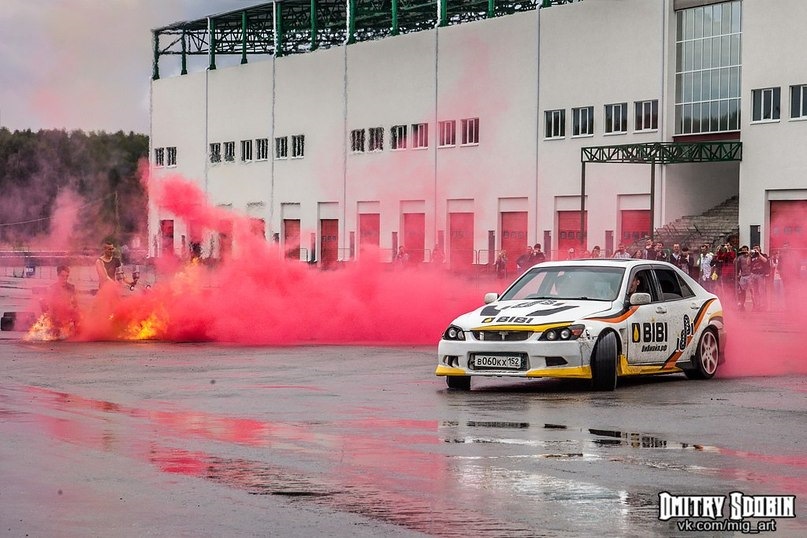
[670,243,684,267]
[529,243,546,265]
[431,244,444,265]
[697,243,716,292]
[716,243,736,300]
[748,245,770,311]
[42,265,80,336]
[395,246,409,269]
[516,246,533,273]
[96,239,134,290]
[642,238,655,259]
[612,244,631,259]
[494,251,508,280]
[654,241,670,262]
[734,246,753,311]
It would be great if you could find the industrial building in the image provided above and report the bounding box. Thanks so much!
[149,0,807,271]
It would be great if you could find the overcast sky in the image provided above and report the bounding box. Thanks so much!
[0,0,264,134]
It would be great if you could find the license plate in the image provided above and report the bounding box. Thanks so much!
[472,354,522,369]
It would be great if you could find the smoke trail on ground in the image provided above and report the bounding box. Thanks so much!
[25,174,807,380]
[718,281,807,378]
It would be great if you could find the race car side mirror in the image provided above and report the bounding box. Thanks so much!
[629,292,652,305]
[484,292,499,304]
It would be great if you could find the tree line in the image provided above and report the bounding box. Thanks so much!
[0,128,148,250]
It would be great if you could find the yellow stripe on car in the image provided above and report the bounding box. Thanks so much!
[470,322,572,332]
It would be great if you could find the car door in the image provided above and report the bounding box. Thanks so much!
[626,268,674,365]
[652,267,690,364]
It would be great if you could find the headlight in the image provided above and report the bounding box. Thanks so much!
[540,324,585,341]
[443,325,466,341]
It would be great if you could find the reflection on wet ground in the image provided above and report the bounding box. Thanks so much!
[2,383,805,536]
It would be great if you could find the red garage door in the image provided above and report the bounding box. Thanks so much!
[501,211,528,274]
[449,212,474,272]
[558,211,587,257]
[403,213,425,263]
[770,200,807,250]
[358,213,380,255]
[320,219,339,269]
[283,219,300,260]
[621,210,650,245]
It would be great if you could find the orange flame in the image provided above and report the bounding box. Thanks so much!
[123,311,168,340]
[23,313,76,342]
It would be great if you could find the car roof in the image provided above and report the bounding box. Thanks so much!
[528,259,678,270]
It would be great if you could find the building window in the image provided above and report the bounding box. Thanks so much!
[209,143,221,163]
[751,88,780,122]
[166,146,177,167]
[544,109,565,139]
[461,117,479,145]
[291,135,305,158]
[438,120,456,147]
[241,140,253,162]
[572,107,594,137]
[224,141,235,162]
[635,100,659,131]
[368,127,384,151]
[391,125,407,150]
[412,123,428,148]
[675,1,742,134]
[351,129,365,153]
[275,137,288,159]
[256,138,269,160]
[791,85,807,119]
[604,103,628,134]
[154,147,165,167]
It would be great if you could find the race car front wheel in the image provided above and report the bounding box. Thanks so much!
[446,376,471,391]
[591,331,618,391]
[685,328,719,380]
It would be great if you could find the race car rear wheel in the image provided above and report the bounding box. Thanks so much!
[685,328,719,380]
[446,376,471,391]
[591,331,618,391]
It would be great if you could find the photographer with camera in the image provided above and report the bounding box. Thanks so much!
[748,244,770,311]
[716,242,736,300]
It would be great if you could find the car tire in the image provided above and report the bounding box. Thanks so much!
[591,331,618,391]
[685,328,719,380]
[446,376,471,391]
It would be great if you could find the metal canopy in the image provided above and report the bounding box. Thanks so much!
[579,141,742,248]
[582,141,743,165]
[152,0,571,79]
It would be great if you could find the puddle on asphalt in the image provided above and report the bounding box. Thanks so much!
[441,421,691,450]
[5,384,805,536]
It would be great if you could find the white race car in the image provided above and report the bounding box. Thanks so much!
[436,259,725,391]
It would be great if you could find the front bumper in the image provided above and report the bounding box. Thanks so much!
[436,338,594,379]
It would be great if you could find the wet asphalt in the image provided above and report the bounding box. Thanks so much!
[1,337,805,537]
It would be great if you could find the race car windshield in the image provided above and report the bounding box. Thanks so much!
[501,266,626,302]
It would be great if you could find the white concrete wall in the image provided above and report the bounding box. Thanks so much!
[537,0,667,254]
[207,61,274,219]
[150,71,208,256]
[274,46,346,259]
[346,30,436,256]
[739,0,807,251]
[437,12,539,253]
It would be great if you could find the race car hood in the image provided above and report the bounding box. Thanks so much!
[454,299,616,329]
